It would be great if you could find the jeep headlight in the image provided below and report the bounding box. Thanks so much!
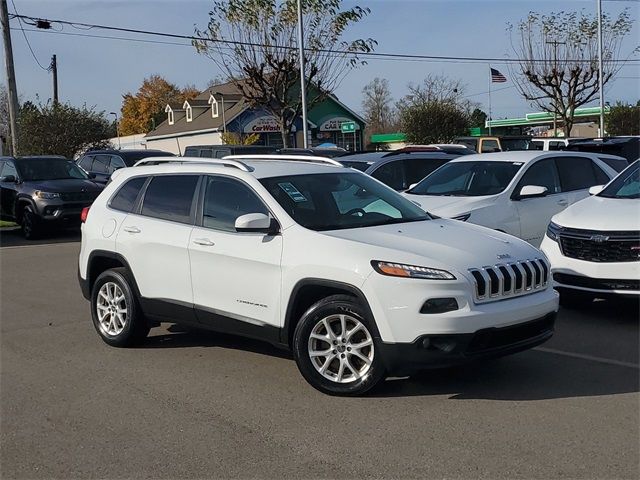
[35,191,61,199]
[371,261,456,280]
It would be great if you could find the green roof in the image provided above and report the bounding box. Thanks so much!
[370,133,407,143]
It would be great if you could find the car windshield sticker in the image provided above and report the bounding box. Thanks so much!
[278,182,307,202]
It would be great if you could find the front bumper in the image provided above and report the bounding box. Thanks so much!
[379,313,556,375]
[540,236,640,296]
[34,198,93,225]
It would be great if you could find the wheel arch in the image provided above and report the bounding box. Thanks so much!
[281,278,376,348]
[86,250,142,299]
[15,196,36,222]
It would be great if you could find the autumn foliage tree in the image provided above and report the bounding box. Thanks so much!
[119,76,201,135]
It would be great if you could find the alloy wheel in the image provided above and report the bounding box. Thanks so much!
[307,314,374,383]
[96,282,128,336]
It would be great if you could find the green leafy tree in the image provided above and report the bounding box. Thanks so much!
[193,0,375,147]
[606,101,640,136]
[510,10,636,136]
[17,101,114,158]
[401,101,470,145]
[469,108,488,128]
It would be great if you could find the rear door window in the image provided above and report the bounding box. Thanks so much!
[141,175,199,223]
[554,157,599,192]
[109,176,148,212]
[371,160,406,190]
[92,155,111,174]
[109,155,126,172]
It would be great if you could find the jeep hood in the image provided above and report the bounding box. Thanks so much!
[323,219,541,273]
[27,179,103,193]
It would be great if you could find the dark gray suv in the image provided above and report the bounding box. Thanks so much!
[0,156,104,239]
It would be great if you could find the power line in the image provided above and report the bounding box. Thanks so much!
[8,13,640,65]
[9,0,48,70]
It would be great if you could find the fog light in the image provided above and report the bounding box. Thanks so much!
[420,298,459,314]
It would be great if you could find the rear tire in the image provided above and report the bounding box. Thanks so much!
[558,288,593,309]
[21,206,42,240]
[293,294,386,396]
[91,268,149,347]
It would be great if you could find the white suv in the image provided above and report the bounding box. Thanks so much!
[403,151,618,246]
[78,155,558,395]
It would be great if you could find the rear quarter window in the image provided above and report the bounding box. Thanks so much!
[109,177,148,212]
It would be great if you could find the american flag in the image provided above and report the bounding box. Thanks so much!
[491,68,507,83]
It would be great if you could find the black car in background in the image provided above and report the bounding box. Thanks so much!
[0,156,104,239]
[565,137,639,164]
[337,148,462,191]
[77,149,175,184]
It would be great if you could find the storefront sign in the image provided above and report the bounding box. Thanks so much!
[243,116,296,133]
[320,116,359,131]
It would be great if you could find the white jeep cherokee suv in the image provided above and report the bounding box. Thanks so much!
[78,155,558,395]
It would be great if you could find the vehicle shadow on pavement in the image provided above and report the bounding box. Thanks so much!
[0,227,81,247]
[141,324,293,360]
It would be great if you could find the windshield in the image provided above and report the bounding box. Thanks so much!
[17,158,90,181]
[599,161,639,199]
[407,161,523,196]
[260,172,430,231]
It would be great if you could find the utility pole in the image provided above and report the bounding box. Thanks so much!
[1,0,19,155]
[546,40,565,137]
[296,0,309,148]
[50,54,58,104]
[596,0,605,136]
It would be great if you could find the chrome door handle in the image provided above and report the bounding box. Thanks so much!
[123,226,141,234]
[193,238,215,246]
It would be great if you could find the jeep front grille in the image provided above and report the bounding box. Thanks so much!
[469,259,549,303]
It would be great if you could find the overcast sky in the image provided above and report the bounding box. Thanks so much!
[4,0,639,121]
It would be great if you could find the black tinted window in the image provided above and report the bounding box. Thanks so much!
[598,157,627,173]
[110,177,148,212]
[202,176,268,232]
[1,161,17,178]
[518,159,561,194]
[141,175,199,223]
[78,156,93,170]
[371,161,405,190]
[92,155,111,174]
[555,157,598,191]
[404,159,448,186]
[110,156,126,170]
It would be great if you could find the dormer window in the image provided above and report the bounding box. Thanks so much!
[208,94,219,118]
[183,101,193,122]
[165,104,174,125]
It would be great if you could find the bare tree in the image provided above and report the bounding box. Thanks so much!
[193,0,375,147]
[396,74,478,114]
[362,77,395,134]
[509,10,636,136]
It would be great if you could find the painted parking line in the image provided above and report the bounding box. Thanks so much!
[536,347,640,370]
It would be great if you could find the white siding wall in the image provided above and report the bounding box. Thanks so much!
[108,134,147,150]
[144,132,223,155]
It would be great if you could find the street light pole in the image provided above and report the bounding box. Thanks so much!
[596,0,605,136]
[296,0,309,148]
[109,112,120,149]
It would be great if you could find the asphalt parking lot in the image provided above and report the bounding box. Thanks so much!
[1,229,638,479]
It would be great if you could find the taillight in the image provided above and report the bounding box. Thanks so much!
[80,206,90,223]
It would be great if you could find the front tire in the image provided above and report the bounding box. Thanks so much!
[21,206,42,239]
[293,295,386,396]
[91,268,149,347]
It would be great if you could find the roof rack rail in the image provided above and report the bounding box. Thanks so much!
[224,154,343,167]
[133,157,254,172]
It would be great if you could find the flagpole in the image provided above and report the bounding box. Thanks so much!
[488,66,492,136]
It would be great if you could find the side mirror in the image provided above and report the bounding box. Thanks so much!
[588,185,604,195]
[0,175,16,183]
[235,213,279,234]
[518,185,548,199]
